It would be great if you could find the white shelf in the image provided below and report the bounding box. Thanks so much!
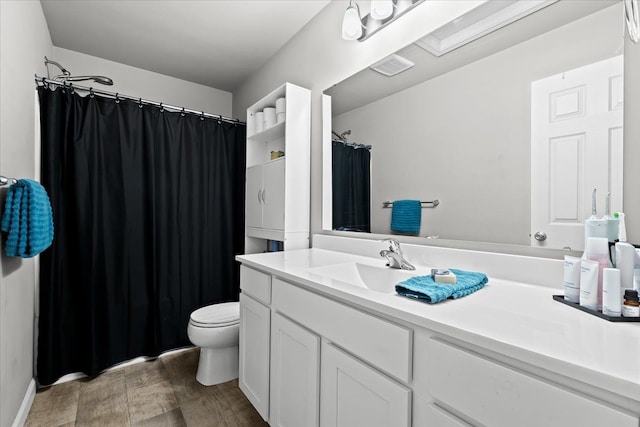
[245,82,310,254]
[248,120,285,143]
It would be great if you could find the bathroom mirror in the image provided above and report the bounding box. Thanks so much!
[323,0,625,254]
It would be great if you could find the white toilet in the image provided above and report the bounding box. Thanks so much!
[187,301,240,386]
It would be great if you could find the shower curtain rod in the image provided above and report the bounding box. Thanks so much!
[332,138,371,150]
[34,75,245,125]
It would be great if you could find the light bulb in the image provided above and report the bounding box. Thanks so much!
[370,0,393,20]
[342,5,363,40]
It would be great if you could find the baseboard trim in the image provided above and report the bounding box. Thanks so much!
[12,378,35,427]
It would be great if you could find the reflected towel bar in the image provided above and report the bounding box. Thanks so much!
[383,200,439,208]
[0,175,18,186]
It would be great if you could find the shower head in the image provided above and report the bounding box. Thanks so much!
[44,56,114,86]
[59,75,114,86]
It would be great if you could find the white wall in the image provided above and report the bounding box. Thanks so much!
[51,47,232,116]
[0,2,52,426]
[332,5,620,245]
[233,1,485,244]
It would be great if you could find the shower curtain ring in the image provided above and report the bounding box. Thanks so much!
[69,83,74,94]
[218,115,222,124]
[41,77,48,89]
[89,88,94,98]
[115,93,120,104]
[200,112,205,121]
[138,98,143,108]
[181,107,185,117]
[159,103,164,112]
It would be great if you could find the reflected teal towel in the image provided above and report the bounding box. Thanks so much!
[390,199,421,234]
[395,269,488,304]
[1,179,54,258]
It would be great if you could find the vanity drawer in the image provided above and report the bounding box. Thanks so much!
[428,339,638,427]
[240,265,271,305]
[271,278,412,383]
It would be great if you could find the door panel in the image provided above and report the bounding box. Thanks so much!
[531,55,623,250]
[262,159,285,230]
[246,164,263,229]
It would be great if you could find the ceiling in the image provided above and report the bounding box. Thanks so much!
[40,0,331,92]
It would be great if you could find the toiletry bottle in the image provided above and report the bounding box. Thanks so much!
[602,268,621,316]
[622,289,640,317]
[584,189,608,253]
[563,256,581,303]
[585,237,612,311]
[614,212,634,302]
[579,259,600,311]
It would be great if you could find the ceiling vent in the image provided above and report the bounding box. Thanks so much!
[369,54,415,77]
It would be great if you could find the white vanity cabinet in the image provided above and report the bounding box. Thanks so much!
[237,258,640,427]
[238,266,272,421]
[320,342,411,427]
[244,82,310,253]
[423,339,639,427]
[269,312,320,427]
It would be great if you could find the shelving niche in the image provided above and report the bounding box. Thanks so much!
[244,83,310,254]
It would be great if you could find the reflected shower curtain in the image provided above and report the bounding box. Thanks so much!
[332,140,371,232]
[37,87,246,385]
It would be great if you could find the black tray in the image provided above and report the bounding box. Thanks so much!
[552,295,640,322]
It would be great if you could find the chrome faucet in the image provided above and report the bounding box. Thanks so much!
[379,238,415,270]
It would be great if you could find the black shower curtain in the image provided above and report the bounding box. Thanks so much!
[37,86,246,385]
[332,140,371,232]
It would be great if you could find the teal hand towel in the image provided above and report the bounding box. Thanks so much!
[1,179,54,258]
[390,199,421,235]
[395,268,488,304]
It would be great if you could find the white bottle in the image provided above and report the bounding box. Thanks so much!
[585,237,612,311]
[602,268,621,316]
[614,212,634,302]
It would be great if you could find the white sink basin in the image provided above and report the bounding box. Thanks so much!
[307,262,431,293]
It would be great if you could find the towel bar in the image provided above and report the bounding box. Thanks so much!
[0,175,18,186]
[383,200,439,208]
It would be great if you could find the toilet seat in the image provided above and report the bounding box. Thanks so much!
[189,301,239,328]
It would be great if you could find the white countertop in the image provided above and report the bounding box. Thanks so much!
[237,247,640,402]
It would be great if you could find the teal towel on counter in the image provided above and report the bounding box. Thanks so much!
[1,179,54,258]
[390,199,421,235]
[395,269,488,304]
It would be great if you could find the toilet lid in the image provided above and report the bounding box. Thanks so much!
[190,301,239,328]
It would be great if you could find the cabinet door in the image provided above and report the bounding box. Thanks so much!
[239,293,270,421]
[262,159,285,230]
[320,342,410,427]
[270,313,320,427]
[246,164,263,228]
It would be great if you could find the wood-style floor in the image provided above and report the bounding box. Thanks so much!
[25,348,268,427]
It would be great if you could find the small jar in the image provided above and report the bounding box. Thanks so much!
[622,289,640,317]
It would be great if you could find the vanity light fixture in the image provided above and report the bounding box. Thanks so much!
[342,0,364,41]
[370,0,394,21]
[625,0,640,43]
[342,0,425,42]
